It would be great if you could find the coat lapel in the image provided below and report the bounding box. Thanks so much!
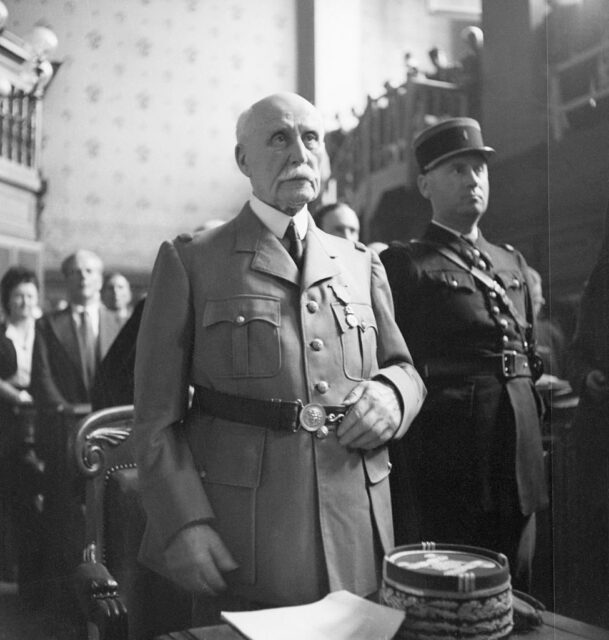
[234,204,300,287]
[49,308,83,374]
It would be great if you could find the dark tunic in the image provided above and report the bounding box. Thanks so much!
[381,223,548,586]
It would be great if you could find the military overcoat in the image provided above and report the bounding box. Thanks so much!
[134,204,424,606]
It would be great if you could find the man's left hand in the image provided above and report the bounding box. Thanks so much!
[337,380,401,450]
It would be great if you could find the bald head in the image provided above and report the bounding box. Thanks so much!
[235,93,326,215]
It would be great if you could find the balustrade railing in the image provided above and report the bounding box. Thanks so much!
[330,76,468,201]
[0,88,38,167]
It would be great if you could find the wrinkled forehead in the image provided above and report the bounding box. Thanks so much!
[249,96,325,137]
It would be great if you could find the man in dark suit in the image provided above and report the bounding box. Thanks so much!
[381,118,548,591]
[134,92,425,622]
[31,250,123,409]
[30,249,123,614]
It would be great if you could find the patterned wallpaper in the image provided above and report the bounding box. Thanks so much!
[3,0,297,272]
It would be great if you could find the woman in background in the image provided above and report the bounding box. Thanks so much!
[101,271,133,325]
[0,266,44,604]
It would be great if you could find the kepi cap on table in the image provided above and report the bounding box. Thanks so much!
[413,117,495,173]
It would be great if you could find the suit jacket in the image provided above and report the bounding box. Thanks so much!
[134,204,425,606]
[31,305,123,408]
[381,223,548,520]
[90,297,146,411]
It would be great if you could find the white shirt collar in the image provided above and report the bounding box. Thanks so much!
[249,194,309,240]
[431,219,479,242]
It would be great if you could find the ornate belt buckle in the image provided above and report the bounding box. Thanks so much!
[299,403,327,432]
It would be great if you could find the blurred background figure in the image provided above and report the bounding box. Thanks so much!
[101,271,133,325]
[458,25,484,120]
[314,202,360,242]
[564,234,609,628]
[527,266,567,380]
[426,46,454,82]
[0,266,45,604]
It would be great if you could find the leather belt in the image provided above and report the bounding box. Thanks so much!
[193,386,347,437]
[421,351,532,380]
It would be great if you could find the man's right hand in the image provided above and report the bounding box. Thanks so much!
[162,523,239,594]
[585,369,609,403]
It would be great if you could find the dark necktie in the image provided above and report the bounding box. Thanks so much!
[285,219,304,269]
[79,309,97,388]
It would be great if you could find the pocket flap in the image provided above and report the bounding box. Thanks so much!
[198,421,266,488]
[203,296,281,328]
[331,302,378,334]
[363,447,392,485]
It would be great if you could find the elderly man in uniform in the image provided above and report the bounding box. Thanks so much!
[134,92,425,620]
[381,118,548,591]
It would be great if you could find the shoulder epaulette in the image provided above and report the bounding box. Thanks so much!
[176,233,193,243]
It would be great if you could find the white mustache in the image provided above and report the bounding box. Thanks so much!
[280,170,316,182]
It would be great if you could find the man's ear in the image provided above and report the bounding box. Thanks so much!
[235,144,251,177]
[417,173,431,200]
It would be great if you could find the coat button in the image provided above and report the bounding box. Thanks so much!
[489,291,497,299]
[306,301,319,313]
[512,278,521,288]
[315,381,329,393]
[499,318,509,329]
[492,305,500,315]
[478,259,487,269]
[235,315,245,325]
[502,335,510,344]
[450,279,458,288]
[310,338,324,351]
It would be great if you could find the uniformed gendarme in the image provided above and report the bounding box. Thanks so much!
[133,92,425,615]
[381,117,548,591]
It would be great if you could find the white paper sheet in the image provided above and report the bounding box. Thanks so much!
[221,590,405,640]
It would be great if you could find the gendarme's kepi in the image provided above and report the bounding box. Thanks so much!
[413,117,495,173]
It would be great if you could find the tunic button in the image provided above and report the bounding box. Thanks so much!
[499,318,509,329]
[502,335,510,344]
[492,305,500,315]
[473,249,481,257]
[310,338,324,351]
[478,260,487,269]
[451,279,459,288]
[315,381,329,393]
[489,291,497,299]
[235,315,245,325]
[306,301,319,313]
[512,278,521,288]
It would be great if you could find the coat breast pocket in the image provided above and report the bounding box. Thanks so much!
[331,302,378,381]
[201,295,281,378]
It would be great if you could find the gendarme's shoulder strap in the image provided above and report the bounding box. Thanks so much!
[411,239,530,332]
